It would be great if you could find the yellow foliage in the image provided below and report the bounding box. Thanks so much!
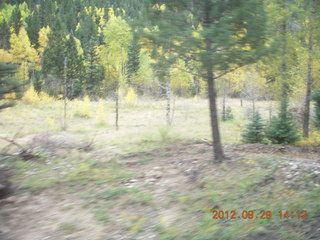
[0,49,13,62]
[96,99,107,125]
[22,86,54,104]
[10,27,39,63]
[123,88,138,106]
[38,26,51,56]
[4,92,16,100]
[297,131,320,146]
[73,96,92,118]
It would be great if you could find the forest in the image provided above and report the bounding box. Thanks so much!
[0,0,320,240]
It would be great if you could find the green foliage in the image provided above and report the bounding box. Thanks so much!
[83,38,104,97]
[0,62,22,110]
[241,112,265,143]
[65,33,84,98]
[0,20,10,49]
[10,5,23,35]
[42,18,66,79]
[312,92,320,129]
[126,38,140,86]
[266,98,300,144]
[222,106,234,122]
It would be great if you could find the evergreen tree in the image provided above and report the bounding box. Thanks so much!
[0,62,22,110]
[0,20,10,50]
[10,6,23,35]
[141,0,267,161]
[266,98,300,144]
[42,18,66,79]
[84,37,104,97]
[60,1,78,32]
[65,33,84,98]
[26,11,41,48]
[126,38,140,87]
[75,14,98,50]
[222,106,234,122]
[312,93,320,129]
[242,112,265,144]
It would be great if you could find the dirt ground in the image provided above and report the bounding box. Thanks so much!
[0,142,319,240]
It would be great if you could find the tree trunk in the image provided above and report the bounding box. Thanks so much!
[62,57,68,131]
[207,70,226,162]
[281,2,289,100]
[115,86,119,130]
[303,0,315,138]
[204,1,226,162]
[166,76,171,126]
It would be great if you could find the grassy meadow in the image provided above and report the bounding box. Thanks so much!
[0,97,319,240]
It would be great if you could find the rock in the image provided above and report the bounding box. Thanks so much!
[145,170,162,179]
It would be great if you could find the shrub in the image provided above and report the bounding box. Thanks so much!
[241,112,265,143]
[73,96,92,118]
[266,98,300,144]
[222,106,234,121]
[123,88,138,106]
[22,86,54,104]
[297,131,320,146]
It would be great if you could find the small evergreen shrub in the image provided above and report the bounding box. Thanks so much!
[265,98,300,144]
[312,93,320,129]
[241,111,265,143]
[222,106,234,121]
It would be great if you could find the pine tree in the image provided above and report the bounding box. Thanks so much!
[75,14,98,50]
[10,6,23,35]
[84,37,104,97]
[26,11,41,48]
[65,33,84,98]
[0,20,10,49]
[266,98,300,144]
[312,93,320,129]
[141,0,267,161]
[0,62,22,110]
[222,106,234,122]
[126,38,140,87]
[42,18,66,79]
[242,112,265,144]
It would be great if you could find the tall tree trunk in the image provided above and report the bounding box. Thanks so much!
[166,75,171,126]
[281,2,289,100]
[207,69,226,161]
[204,1,226,162]
[303,0,315,138]
[62,57,68,131]
[115,86,119,130]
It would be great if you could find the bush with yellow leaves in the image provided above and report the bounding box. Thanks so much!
[123,88,138,106]
[22,86,54,104]
[73,96,92,118]
[297,131,320,146]
[95,99,107,125]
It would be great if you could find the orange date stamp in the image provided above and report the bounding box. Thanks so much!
[212,210,308,220]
